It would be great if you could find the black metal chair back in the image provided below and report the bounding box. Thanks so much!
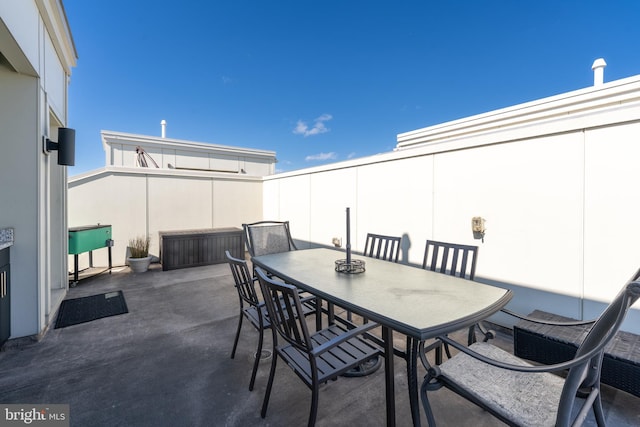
[243,221,297,257]
[227,250,261,308]
[255,267,381,426]
[421,240,480,360]
[225,250,268,391]
[556,280,640,423]
[363,233,401,262]
[422,240,478,280]
[345,232,402,326]
[256,268,312,354]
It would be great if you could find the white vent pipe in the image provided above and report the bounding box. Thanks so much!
[161,120,167,138]
[592,58,606,86]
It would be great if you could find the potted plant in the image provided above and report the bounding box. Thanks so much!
[127,235,151,273]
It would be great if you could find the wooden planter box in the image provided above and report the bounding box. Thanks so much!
[159,228,244,271]
[514,309,640,397]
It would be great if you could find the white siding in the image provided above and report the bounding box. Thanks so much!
[101,130,276,176]
[0,0,76,338]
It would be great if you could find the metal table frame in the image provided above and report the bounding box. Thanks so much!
[252,248,512,427]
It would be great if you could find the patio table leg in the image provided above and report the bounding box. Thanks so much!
[327,301,335,325]
[315,297,322,331]
[407,337,421,427]
[382,326,396,427]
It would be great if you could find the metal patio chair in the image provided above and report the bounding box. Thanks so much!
[363,232,401,262]
[341,232,402,377]
[226,251,315,391]
[255,267,382,427]
[420,278,640,427]
[242,220,297,258]
[422,239,478,280]
[421,240,490,363]
[348,232,402,323]
[242,220,321,330]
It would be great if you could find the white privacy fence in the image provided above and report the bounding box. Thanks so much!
[263,75,640,332]
[69,74,640,332]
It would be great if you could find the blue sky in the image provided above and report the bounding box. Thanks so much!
[64,0,640,175]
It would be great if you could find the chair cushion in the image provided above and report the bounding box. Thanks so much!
[439,342,565,427]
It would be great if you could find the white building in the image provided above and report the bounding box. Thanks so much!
[68,130,276,268]
[101,129,276,175]
[0,1,77,339]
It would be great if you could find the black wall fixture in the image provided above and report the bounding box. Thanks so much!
[44,128,75,166]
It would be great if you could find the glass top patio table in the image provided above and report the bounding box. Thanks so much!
[252,247,513,426]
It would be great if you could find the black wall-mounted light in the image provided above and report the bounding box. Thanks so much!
[44,128,76,166]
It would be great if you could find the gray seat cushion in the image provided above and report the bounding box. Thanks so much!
[439,342,565,427]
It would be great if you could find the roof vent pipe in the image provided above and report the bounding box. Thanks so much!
[591,58,606,86]
[161,119,167,138]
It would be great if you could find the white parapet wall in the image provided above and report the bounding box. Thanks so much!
[68,167,264,267]
[102,130,276,176]
[263,74,640,333]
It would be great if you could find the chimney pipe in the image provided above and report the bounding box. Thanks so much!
[591,58,606,87]
[161,119,167,138]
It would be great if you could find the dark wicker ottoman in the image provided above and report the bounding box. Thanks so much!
[514,309,640,397]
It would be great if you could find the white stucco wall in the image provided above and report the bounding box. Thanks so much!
[68,168,264,267]
[263,77,640,333]
[583,122,640,308]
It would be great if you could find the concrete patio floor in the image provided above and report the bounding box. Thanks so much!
[0,262,638,426]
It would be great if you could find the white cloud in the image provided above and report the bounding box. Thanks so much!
[347,152,357,159]
[293,114,333,137]
[305,152,337,161]
[294,120,309,134]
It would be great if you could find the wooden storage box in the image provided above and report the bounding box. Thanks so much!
[159,228,244,271]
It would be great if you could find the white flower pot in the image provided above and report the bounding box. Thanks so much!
[128,256,152,273]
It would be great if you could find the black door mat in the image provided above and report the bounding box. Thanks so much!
[55,291,128,329]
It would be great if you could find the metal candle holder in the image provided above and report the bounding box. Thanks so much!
[335,207,365,274]
[335,258,366,274]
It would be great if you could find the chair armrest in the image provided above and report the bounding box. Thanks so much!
[300,294,318,305]
[433,335,606,374]
[310,322,379,357]
[500,308,596,326]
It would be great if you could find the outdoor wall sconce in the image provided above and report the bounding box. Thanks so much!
[44,128,76,166]
[472,216,486,242]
